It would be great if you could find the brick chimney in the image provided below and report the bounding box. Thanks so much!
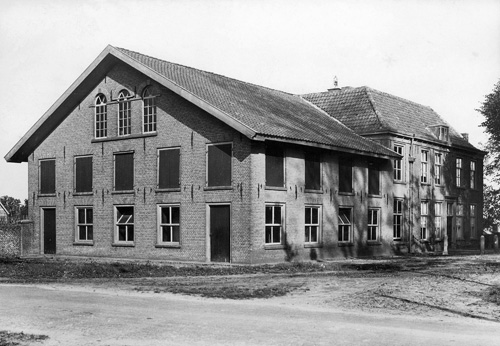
[461,133,469,142]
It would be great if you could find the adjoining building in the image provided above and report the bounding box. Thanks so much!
[4,46,484,263]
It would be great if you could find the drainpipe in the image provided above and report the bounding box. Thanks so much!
[408,134,416,254]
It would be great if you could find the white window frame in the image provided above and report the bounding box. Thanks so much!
[457,203,464,239]
[470,204,477,239]
[118,90,132,136]
[438,126,449,141]
[435,202,443,239]
[434,152,442,185]
[470,161,476,189]
[367,208,380,242]
[157,204,180,246]
[420,149,429,184]
[456,158,462,187]
[393,144,404,182]
[142,87,157,134]
[305,205,321,245]
[338,207,353,243]
[393,199,403,240]
[420,201,429,240]
[75,206,93,243]
[265,203,284,245]
[95,94,107,139]
[114,205,134,245]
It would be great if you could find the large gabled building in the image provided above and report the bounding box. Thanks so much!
[303,86,486,252]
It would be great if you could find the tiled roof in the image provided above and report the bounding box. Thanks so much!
[302,86,478,151]
[115,47,397,157]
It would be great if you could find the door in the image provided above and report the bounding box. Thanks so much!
[210,205,230,262]
[43,208,56,254]
[446,202,454,244]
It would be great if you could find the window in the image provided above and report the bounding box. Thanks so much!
[39,159,56,194]
[456,158,462,187]
[265,146,284,188]
[339,159,353,193]
[438,126,449,141]
[143,87,157,133]
[115,206,134,243]
[420,201,429,240]
[393,145,403,181]
[470,161,476,189]
[368,209,380,242]
[457,203,464,239]
[158,205,180,245]
[470,204,477,239]
[338,208,352,243]
[74,156,92,193]
[158,148,180,189]
[75,207,93,242]
[114,152,134,191]
[420,150,429,184]
[95,94,107,138]
[393,199,403,240]
[305,152,321,190]
[435,202,443,239]
[207,143,232,187]
[265,204,283,245]
[434,152,442,185]
[305,206,320,244]
[118,90,131,136]
[368,162,380,195]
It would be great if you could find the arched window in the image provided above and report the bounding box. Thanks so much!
[95,94,107,138]
[142,87,157,133]
[118,90,131,136]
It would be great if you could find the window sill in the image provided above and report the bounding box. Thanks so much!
[112,190,135,195]
[304,189,322,194]
[92,132,157,143]
[304,243,322,248]
[155,243,181,248]
[264,244,286,250]
[204,186,233,191]
[265,186,287,191]
[338,191,354,196]
[155,188,181,193]
[38,193,56,197]
[73,192,94,196]
[368,194,382,198]
[73,241,94,246]
[394,181,406,185]
[392,238,404,242]
[420,183,431,186]
[112,242,135,247]
[338,242,354,247]
[367,241,382,246]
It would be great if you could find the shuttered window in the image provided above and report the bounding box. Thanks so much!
[305,152,320,190]
[339,159,353,193]
[207,143,232,187]
[114,152,134,191]
[40,159,56,194]
[158,148,180,189]
[368,162,380,195]
[75,156,93,193]
[265,146,284,187]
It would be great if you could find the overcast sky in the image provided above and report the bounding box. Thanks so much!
[1,0,499,201]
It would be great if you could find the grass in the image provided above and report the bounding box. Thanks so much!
[0,331,48,346]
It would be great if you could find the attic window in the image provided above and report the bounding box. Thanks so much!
[95,94,107,138]
[118,90,131,136]
[438,126,449,141]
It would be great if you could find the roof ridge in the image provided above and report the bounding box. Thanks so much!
[364,86,435,111]
[363,86,388,131]
[115,47,295,97]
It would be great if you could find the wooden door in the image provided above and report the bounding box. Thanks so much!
[43,208,56,254]
[210,205,230,262]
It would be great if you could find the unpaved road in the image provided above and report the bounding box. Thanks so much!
[1,283,499,346]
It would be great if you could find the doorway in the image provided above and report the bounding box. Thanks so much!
[42,208,56,254]
[446,202,454,246]
[209,204,230,262]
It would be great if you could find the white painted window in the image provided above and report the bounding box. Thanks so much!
[158,205,180,245]
[420,150,429,184]
[115,206,134,244]
[393,199,403,240]
[265,204,284,244]
[305,206,320,244]
[368,208,380,242]
[420,201,429,240]
[143,87,157,133]
[118,90,131,136]
[338,207,352,243]
[393,145,403,181]
[95,94,107,138]
[75,207,93,242]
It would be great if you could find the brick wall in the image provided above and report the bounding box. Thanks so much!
[0,222,34,257]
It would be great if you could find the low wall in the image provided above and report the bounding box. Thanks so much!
[0,222,34,257]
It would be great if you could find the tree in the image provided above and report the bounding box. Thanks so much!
[0,195,27,223]
[478,79,500,228]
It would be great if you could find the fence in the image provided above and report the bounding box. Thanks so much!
[0,221,34,257]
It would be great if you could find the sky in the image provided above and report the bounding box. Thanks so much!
[1,0,499,201]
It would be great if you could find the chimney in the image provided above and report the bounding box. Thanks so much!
[328,76,341,92]
[461,133,469,142]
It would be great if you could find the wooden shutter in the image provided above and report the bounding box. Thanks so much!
[265,146,284,187]
[40,160,55,194]
[207,144,231,187]
[339,160,353,193]
[158,148,180,189]
[75,156,93,193]
[305,152,320,190]
[368,163,380,195]
[115,153,134,191]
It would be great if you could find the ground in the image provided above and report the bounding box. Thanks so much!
[1,255,500,345]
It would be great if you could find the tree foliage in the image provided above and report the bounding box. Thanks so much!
[478,79,500,228]
[0,195,28,223]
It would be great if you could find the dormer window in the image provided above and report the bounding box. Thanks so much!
[438,126,449,141]
[143,87,157,133]
[118,90,131,136]
[95,94,107,138]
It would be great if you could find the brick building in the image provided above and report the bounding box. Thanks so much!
[5,46,484,262]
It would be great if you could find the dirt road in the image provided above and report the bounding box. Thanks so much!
[1,283,499,346]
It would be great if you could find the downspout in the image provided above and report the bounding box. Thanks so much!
[408,134,416,254]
